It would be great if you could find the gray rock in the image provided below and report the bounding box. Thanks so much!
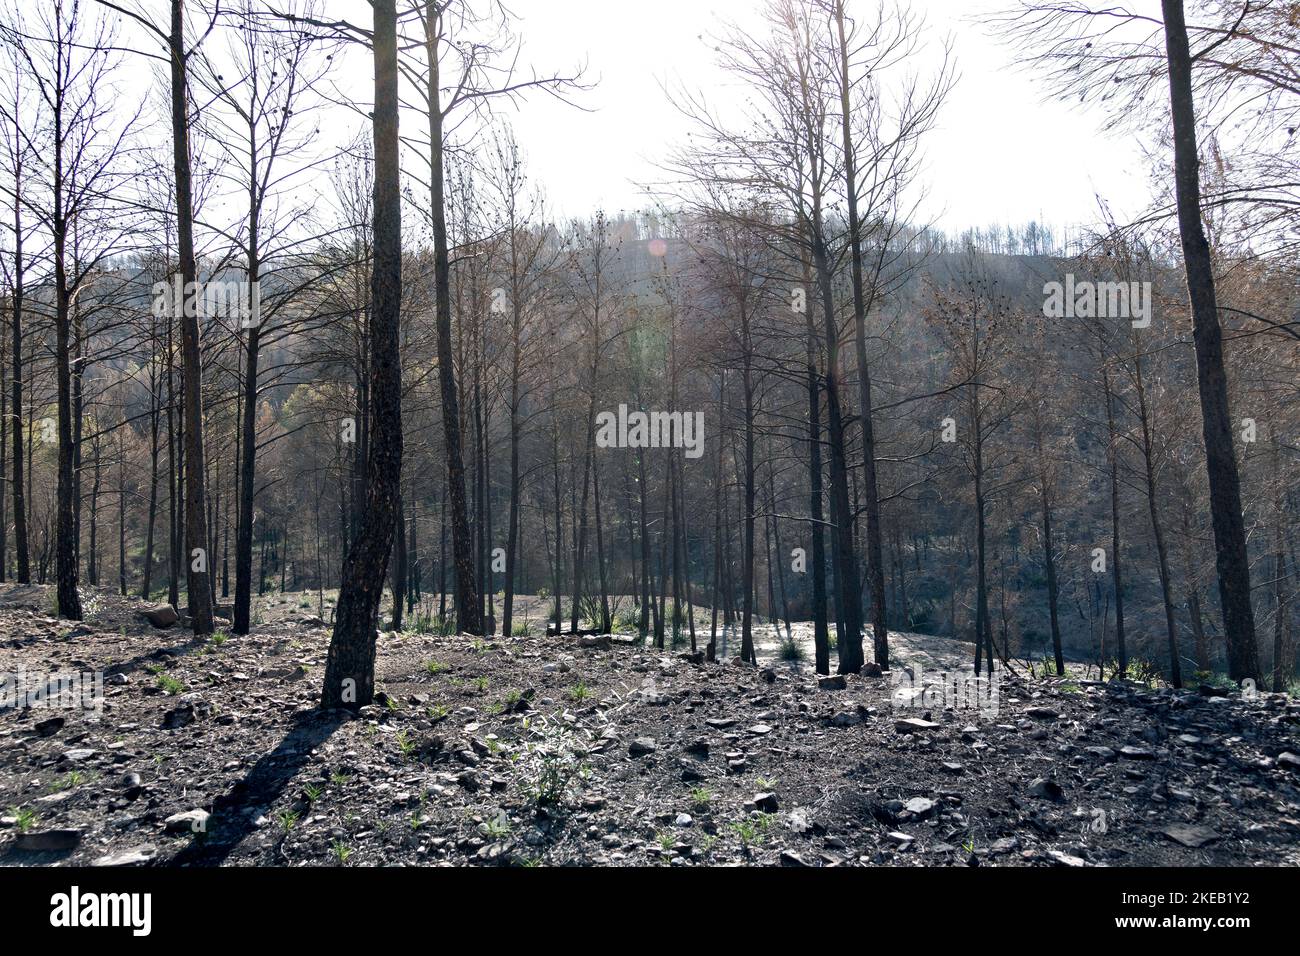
[787,809,812,833]
[1047,849,1087,867]
[628,737,657,756]
[989,836,1019,856]
[904,797,936,817]
[92,846,157,867]
[1119,745,1156,760]
[1158,824,1221,848]
[818,675,847,691]
[138,603,179,628]
[895,717,940,733]
[164,809,210,834]
[751,792,780,812]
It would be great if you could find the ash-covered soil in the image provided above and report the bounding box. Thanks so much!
[2,582,1299,868]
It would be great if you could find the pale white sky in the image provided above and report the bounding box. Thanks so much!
[497,0,1155,234]
[101,0,1157,239]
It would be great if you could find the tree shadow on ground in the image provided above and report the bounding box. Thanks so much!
[169,708,346,867]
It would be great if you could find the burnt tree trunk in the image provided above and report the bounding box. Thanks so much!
[802,261,830,675]
[52,85,80,620]
[425,0,481,636]
[169,0,213,634]
[10,184,27,582]
[1103,369,1129,677]
[321,0,404,708]
[1161,0,1259,682]
[233,267,260,633]
[834,0,888,670]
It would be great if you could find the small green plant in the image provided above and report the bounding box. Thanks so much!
[277,810,299,833]
[689,786,712,808]
[329,771,349,786]
[474,676,489,693]
[755,776,778,791]
[486,701,505,716]
[47,771,85,793]
[729,813,773,847]
[303,783,323,803]
[567,680,592,702]
[156,673,184,695]
[518,714,588,806]
[656,831,675,852]
[612,607,639,634]
[511,621,530,637]
[1108,657,1162,685]
[394,729,416,758]
[778,639,805,663]
[483,814,512,839]
[331,840,352,864]
[426,703,449,721]
[210,630,229,646]
[424,659,450,676]
[8,806,37,832]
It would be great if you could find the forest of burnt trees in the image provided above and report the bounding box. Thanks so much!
[0,0,1294,707]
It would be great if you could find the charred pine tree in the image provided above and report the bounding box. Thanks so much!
[1161,0,1259,681]
[321,0,403,708]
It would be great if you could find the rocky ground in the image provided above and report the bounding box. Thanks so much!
[2,581,1299,868]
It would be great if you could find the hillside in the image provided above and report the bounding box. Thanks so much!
[3,584,1298,868]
